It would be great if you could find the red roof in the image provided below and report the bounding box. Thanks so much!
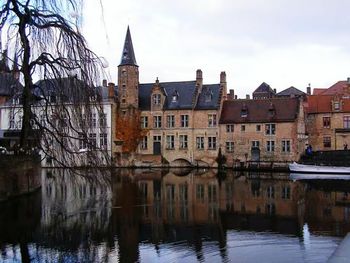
[219,98,299,124]
[306,95,350,113]
[321,81,350,95]
[312,88,326,95]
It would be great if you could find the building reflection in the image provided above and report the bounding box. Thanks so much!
[2,168,350,262]
[304,180,350,236]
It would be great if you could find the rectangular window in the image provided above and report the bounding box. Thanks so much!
[256,124,261,131]
[266,140,275,152]
[208,114,217,127]
[265,124,276,135]
[208,185,217,202]
[282,140,291,152]
[196,136,204,150]
[9,111,15,129]
[196,184,205,202]
[267,186,275,199]
[141,116,148,128]
[344,116,350,128]
[208,136,217,150]
[153,94,161,105]
[88,133,96,150]
[179,184,188,202]
[226,124,234,132]
[181,115,189,127]
[100,133,108,148]
[166,115,175,128]
[334,101,340,111]
[140,136,148,150]
[241,125,245,132]
[153,135,161,142]
[89,113,96,128]
[179,135,188,149]
[323,136,331,148]
[166,135,175,149]
[226,141,234,152]
[99,113,107,127]
[323,117,331,128]
[79,134,87,150]
[153,116,162,128]
[252,140,260,149]
[282,186,290,199]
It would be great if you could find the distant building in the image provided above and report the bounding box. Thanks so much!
[252,82,276,99]
[276,86,306,98]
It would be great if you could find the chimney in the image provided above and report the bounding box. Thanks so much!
[196,69,203,92]
[246,94,250,99]
[108,82,115,99]
[235,95,238,100]
[220,71,227,100]
[102,79,107,87]
[307,83,311,95]
[347,78,350,84]
[228,89,235,100]
[273,88,277,94]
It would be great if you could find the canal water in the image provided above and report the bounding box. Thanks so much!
[0,168,349,263]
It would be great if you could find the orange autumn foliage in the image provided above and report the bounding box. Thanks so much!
[115,110,148,153]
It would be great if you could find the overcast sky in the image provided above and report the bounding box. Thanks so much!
[82,0,350,97]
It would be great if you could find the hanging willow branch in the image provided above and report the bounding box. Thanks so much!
[0,0,111,167]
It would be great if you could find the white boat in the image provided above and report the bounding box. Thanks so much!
[290,172,350,180]
[289,162,350,174]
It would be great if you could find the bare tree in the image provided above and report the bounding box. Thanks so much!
[0,0,110,167]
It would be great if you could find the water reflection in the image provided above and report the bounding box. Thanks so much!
[0,169,348,262]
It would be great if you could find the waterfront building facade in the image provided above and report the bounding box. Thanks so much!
[219,97,307,166]
[115,27,225,167]
[306,79,350,151]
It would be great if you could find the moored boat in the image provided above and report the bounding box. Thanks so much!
[290,172,350,180]
[289,162,350,174]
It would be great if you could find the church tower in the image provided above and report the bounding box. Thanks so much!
[118,26,139,109]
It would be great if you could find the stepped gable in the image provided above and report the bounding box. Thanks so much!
[277,86,305,97]
[138,81,197,110]
[195,84,221,110]
[219,97,299,124]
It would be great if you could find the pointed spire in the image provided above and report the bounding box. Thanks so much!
[119,26,138,66]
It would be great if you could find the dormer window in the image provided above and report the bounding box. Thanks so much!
[172,90,179,102]
[241,104,248,117]
[153,93,161,105]
[205,90,213,102]
[268,103,276,117]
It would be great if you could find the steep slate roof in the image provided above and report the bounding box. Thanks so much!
[195,84,222,110]
[276,86,305,97]
[139,81,197,110]
[253,82,274,94]
[219,98,299,124]
[34,77,108,101]
[0,73,22,96]
[306,95,350,113]
[119,26,138,66]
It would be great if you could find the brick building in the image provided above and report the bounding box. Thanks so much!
[115,27,226,167]
[306,79,350,150]
[219,97,307,165]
